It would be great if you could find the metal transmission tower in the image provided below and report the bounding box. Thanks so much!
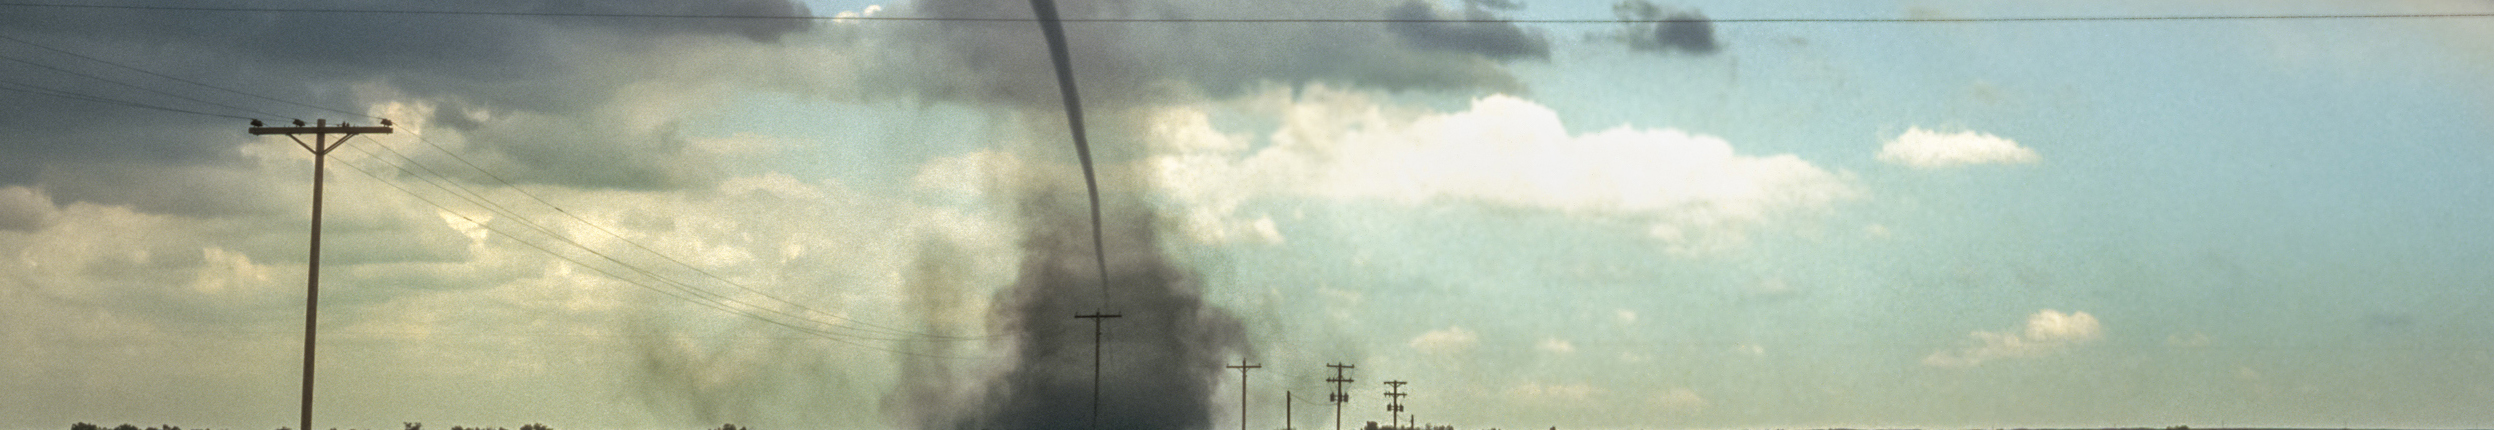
[249,118,391,430]
[1227,360,1262,430]
[1382,380,1407,428]
[1325,363,1355,430]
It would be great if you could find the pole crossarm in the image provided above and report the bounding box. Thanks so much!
[250,125,393,135]
[252,123,390,154]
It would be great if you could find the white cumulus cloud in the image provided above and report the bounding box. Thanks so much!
[1924,309,2103,367]
[1152,87,1858,252]
[1409,325,1481,355]
[1877,127,2039,168]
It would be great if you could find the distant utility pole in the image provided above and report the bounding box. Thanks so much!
[1383,380,1407,428]
[1227,360,1262,430]
[1075,312,1121,430]
[1285,391,1294,430]
[249,118,391,430]
[1325,363,1356,430]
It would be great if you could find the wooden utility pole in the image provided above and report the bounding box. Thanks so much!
[1285,391,1294,430]
[1075,312,1122,430]
[1325,363,1355,430]
[1227,360,1262,430]
[249,118,390,430]
[1383,380,1407,428]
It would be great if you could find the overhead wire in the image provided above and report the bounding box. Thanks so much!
[0,78,255,120]
[351,136,993,342]
[57,0,2469,361]
[329,146,992,360]
[0,52,292,119]
[335,140,943,344]
[0,33,370,120]
[9,0,2486,393]
[0,30,1010,347]
[381,132,996,341]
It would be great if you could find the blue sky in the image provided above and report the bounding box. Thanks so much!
[3,1,2492,429]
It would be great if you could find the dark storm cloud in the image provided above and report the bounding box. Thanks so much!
[1611,0,1721,55]
[869,0,1537,118]
[1385,0,1553,61]
[0,0,814,194]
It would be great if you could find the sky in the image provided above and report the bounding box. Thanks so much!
[3,0,2493,429]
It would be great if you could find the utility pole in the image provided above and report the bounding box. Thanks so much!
[1383,380,1407,429]
[1325,363,1355,430]
[1285,391,1293,430]
[1075,312,1121,430]
[249,118,391,430]
[1227,360,1262,430]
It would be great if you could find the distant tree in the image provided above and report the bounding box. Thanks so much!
[713,424,747,430]
[405,423,421,430]
[114,424,139,430]
[70,423,100,430]
[520,424,550,430]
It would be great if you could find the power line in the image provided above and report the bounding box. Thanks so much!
[329,150,989,361]
[0,78,253,120]
[337,142,973,345]
[378,133,992,341]
[0,25,998,343]
[2,2,2491,23]
[0,33,371,120]
[354,138,959,341]
[0,27,1021,346]
[0,52,289,119]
